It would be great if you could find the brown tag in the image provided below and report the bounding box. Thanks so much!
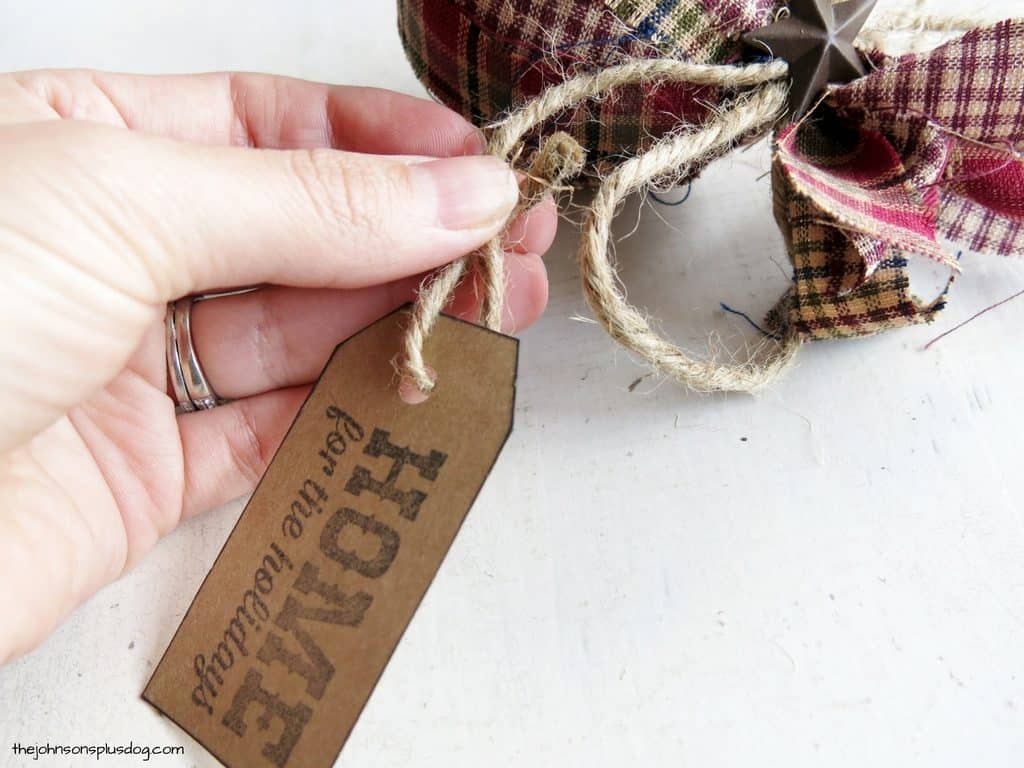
[143,307,517,768]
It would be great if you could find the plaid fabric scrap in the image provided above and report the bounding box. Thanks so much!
[772,19,1024,340]
[398,0,775,168]
[769,163,951,340]
[605,0,777,62]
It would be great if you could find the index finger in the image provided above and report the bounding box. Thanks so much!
[6,70,485,156]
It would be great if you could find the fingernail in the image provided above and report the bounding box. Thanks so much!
[410,155,518,231]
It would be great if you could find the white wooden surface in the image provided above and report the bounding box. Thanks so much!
[2,2,1023,766]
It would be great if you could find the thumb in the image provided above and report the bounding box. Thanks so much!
[32,119,520,300]
[151,134,520,299]
[0,119,518,450]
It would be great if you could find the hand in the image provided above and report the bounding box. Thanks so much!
[0,70,556,664]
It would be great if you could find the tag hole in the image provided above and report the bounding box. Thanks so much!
[398,367,437,405]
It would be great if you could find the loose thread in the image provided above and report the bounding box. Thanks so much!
[720,302,781,340]
[923,287,1024,350]
[649,181,693,207]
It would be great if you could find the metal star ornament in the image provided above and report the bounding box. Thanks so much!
[744,0,878,119]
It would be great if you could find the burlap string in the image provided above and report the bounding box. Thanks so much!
[401,58,797,395]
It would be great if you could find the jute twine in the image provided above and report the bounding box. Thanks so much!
[401,57,794,395]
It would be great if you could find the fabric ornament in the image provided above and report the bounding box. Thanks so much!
[396,0,1024,393]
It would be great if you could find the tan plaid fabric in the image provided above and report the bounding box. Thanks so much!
[769,165,951,340]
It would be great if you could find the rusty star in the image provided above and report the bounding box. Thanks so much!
[744,0,878,119]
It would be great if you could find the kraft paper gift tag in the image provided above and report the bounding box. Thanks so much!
[144,306,517,767]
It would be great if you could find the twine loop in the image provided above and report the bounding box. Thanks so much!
[401,57,799,395]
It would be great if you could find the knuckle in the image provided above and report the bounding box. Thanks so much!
[286,149,406,246]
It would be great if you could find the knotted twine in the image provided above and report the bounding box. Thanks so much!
[401,58,796,394]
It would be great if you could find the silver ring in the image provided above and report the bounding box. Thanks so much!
[167,297,220,412]
[166,287,262,413]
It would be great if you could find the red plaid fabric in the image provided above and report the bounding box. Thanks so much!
[398,0,775,170]
[772,20,1024,339]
